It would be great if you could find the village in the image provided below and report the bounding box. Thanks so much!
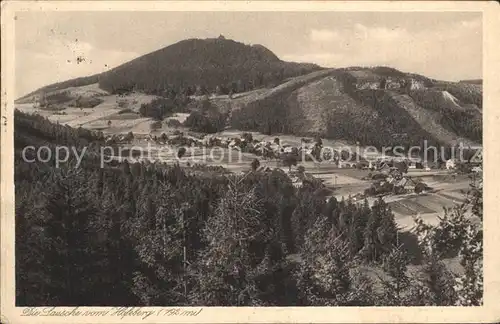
[97,128,482,229]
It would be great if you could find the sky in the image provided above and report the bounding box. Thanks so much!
[15,11,482,97]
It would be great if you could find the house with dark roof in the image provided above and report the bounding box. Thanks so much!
[394,177,418,194]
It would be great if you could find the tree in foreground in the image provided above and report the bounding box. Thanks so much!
[412,174,483,306]
[295,215,374,306]
[188,180,279,305]
[378,243,411,305]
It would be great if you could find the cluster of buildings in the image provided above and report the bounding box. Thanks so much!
[104,133,134,144]
[202,135,320,159]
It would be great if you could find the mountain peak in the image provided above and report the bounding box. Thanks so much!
[95,37,319,93]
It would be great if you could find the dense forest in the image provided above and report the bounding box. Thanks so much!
[15,110,482,306]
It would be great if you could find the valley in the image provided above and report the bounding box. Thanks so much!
[15,81,474,232]
[13,35,483,307]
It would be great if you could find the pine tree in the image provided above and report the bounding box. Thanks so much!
[361,198,397,263]
[420,253,457,305]
[41,169,105,305]
[379,243,411,305]
[189,180,272,306]
[296,215,359,305]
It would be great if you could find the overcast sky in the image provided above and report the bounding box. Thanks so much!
[15,11,482,97]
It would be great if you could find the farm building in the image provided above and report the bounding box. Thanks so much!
[394,177,418,194]
[385,78,403,90]
[337,161,355,168]
[406,78,426,91]
[471,166,482,173]
[378,162,392,173]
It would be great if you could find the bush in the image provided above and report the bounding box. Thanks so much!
[166,119,182,128]
[183,110,227,134]
[251,158,260,171]
[177,147,187,159]
[126,131,134,142]
[40,91,72,106]
[414,182,428,194]
[281,153,298,171]
[139,98,177,120]
[365,181,394,196]
[242,132,253,143]
[364,187,375,196]
[356,162,368,169]
[39,105,66,112]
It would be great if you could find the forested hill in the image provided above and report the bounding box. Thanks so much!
[229,67,483,147]
[17,37,322,102]
[100,37,322,94]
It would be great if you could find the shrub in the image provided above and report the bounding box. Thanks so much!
[166,119,182,128]
[356,162,368,169]
[139,98,177,120]
[40,105,66,112]
[177,147,187,159]
[241,132,253,143]
[71,96,103,109]
[414,182,428,194]
[251,158,260,171]
[281,153,298,171]
[125,131,134,142]
[184,110,227,134]
[40,91,72,106]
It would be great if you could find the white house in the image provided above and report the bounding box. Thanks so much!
[446,159,456,170]
[472,166,482,173]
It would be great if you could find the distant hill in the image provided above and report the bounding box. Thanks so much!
[229,67,482,147]
[17,37,322,103]
[459,79,482,85]
[16,74,101,104]
[97,37,322,95]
